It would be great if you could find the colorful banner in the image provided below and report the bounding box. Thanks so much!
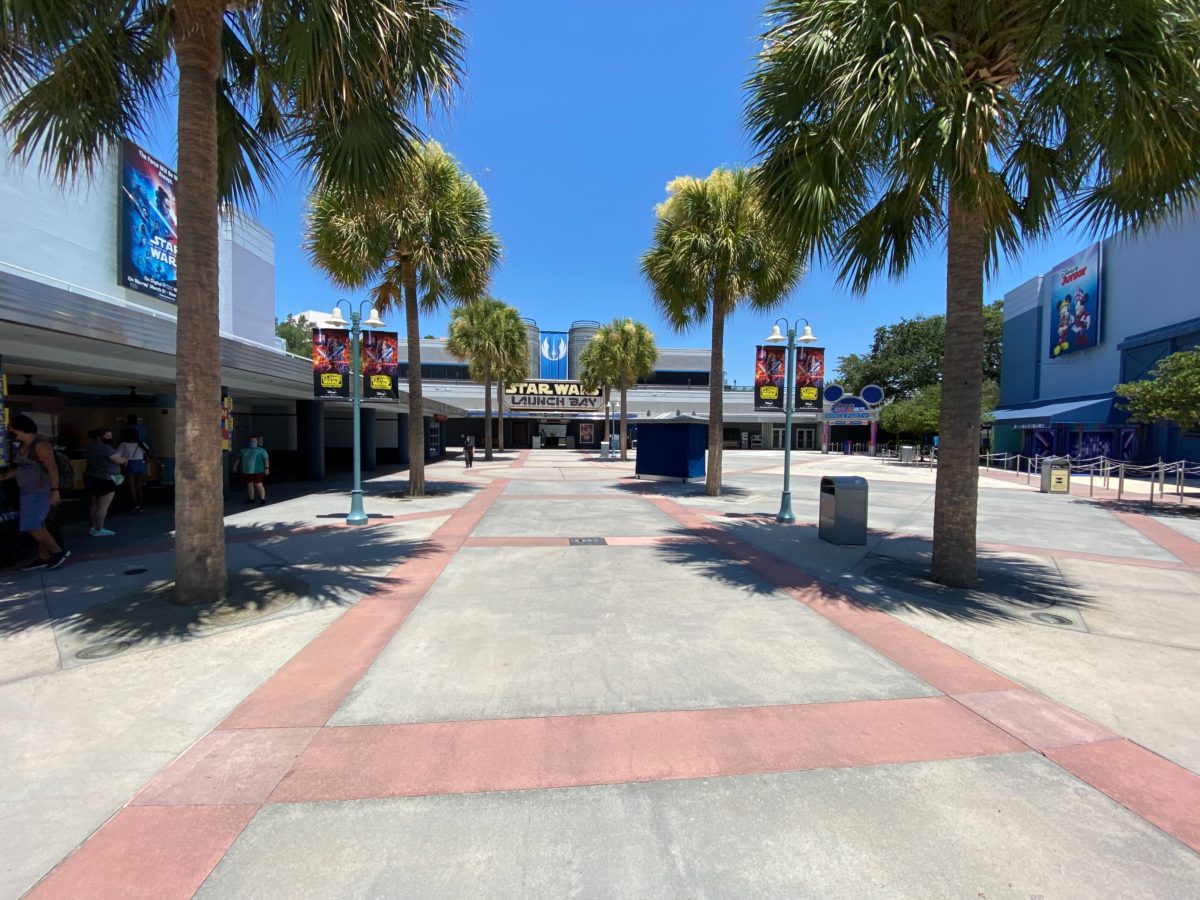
[539,331,568,380]
[579,422,595,445]
[795,347,825,410]
[754,345,786,411]
[362,330,399,400]
[1044,242,1101,358]
[220,394,233,452]
[119,140,178,303]
[312,328,351,399]
[0,359,9,467]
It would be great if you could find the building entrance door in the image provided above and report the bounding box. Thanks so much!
[794,426,816,450]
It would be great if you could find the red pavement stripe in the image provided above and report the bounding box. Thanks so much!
[27,805,258,900]
[219,480,508,730]
[497,493,645,501]
[461,535,700,548]
[464,536,571,547]
[1109,510,1200,566]
[509,450,530,468]
[647,496,1017,694]
[952,689,1117,751]
[1049,739,1200,854]
[269,696,1025,803]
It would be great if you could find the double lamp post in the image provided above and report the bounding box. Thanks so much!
[764,316,817,524]
[327,299,385,526]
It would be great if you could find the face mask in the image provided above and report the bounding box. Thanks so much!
[249,440,258,449]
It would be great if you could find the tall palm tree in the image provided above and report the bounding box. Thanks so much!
[579,318,658,462]
[446,297,527,461]
[493,339,532,454]
[641,168,805,494]
[306,141,500,494]
[1,1,464,604]
[747,0,1200,587]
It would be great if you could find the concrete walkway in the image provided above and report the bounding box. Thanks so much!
[4,449,1200,898]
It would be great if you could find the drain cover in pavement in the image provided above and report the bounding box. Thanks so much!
[75,641,133,660]
[124,567,148,575]
[569,537,607,546]
[1032,612,1073,626]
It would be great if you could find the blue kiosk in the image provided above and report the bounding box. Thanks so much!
[634,415,708,482]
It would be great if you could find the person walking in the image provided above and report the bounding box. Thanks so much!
[465,434,475,468]
[233,436,270,505]
[116,427,153,511]
[84,428,127,536]
[0,414,70,570]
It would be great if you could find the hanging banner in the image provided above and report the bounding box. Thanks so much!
[1044,242,1101,358]
[362,330,399,400]
[539,331,569,380]
[505,380,602,412]
[119,140,178,303]
[312,328,351,399]
[795,347,825,410]
[220,394,233,452]
[0,359,9,467]
[754,345,786,411]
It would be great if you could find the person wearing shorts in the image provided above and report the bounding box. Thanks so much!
[84,429,127,537]
[116,427,152,511]
[233,437,270,505]
[1,414,69,570]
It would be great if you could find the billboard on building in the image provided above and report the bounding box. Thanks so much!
[505,380,602,412]
[539,331,568,380]
[362,330,399,400]
[1044,242,1101,358]
[795,347,825,410]
[119,140,178,303]
[312,328,351,399]
[754,345,786,411]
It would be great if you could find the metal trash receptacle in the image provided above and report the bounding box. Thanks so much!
[1039,457,1071,494]
[899,445,915,464]
[819,476,868,545]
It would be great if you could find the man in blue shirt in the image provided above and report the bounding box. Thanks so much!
[233,437,270,505]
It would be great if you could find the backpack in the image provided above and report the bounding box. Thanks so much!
[34,436,77,490]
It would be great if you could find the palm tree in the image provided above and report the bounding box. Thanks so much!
[306,141,500,494]
[1,1,464,604]
[446,297,528,461]
[641,168,805,494]
[493,341,532,454]
[579,318,658,462]
[747,0,1200,587]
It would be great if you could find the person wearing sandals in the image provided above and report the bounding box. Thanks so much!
[116,427,153,511]
[0,414,70,570]
[84,428,127,536]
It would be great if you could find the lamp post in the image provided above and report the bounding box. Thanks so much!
[327,300,385,526]
[765,317,818,523]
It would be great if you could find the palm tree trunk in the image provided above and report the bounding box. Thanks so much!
[403,261,426,496]
[602,386,610,441]
[619,385,628,462]
[706,301,726,496]
[173,0,226,605]
[483,367,494,461]
[496,381,504,452]
[932,197,987,588]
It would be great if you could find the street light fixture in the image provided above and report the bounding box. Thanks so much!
[329,300,385,526]
[765,316,818,524]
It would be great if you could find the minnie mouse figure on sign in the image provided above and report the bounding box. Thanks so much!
[1071,290,1092,348]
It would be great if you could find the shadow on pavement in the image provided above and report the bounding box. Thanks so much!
[650,526,779,597]
[381,480,478,499]
[611,480,753,499]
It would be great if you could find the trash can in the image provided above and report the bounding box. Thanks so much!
[819,476,868,545]
[842,440,852,455]
[1039,457,1071,494]
[899,445,915,464]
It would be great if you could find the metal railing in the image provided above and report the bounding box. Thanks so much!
[980,451,1200,503]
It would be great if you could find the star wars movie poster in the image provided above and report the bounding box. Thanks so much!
[362,331,399,400]
[795,347,825,410]
[755,345,786,411]
[1044,243,1101,359]
[312,328,351,399]
[119,141,178,303]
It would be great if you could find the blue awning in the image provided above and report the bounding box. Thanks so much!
[993,396,1114,426]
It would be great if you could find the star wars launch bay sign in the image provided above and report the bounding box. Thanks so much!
[505,380,603,412]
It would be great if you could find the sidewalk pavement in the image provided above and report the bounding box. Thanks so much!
[3,449,1199,898]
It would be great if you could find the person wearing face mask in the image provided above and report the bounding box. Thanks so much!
[84,428,128,536]
[232,435,270,505]
[0,414,70,569]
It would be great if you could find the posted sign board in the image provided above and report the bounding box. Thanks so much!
[504,380,603,412]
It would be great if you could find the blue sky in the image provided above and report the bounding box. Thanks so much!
[153,0,1095,387]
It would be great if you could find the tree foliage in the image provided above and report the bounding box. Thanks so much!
[837,301,1003,398]
[1116,350,1200,431]
[579,318,658,462]
[640,167,804,493]
[446,297,527,460]
[276,314,314,357]
[880,380,1000,437]
[746,0,1200,588]
[306,140,500,493]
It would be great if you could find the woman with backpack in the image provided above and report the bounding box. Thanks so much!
[0,413,70,570]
